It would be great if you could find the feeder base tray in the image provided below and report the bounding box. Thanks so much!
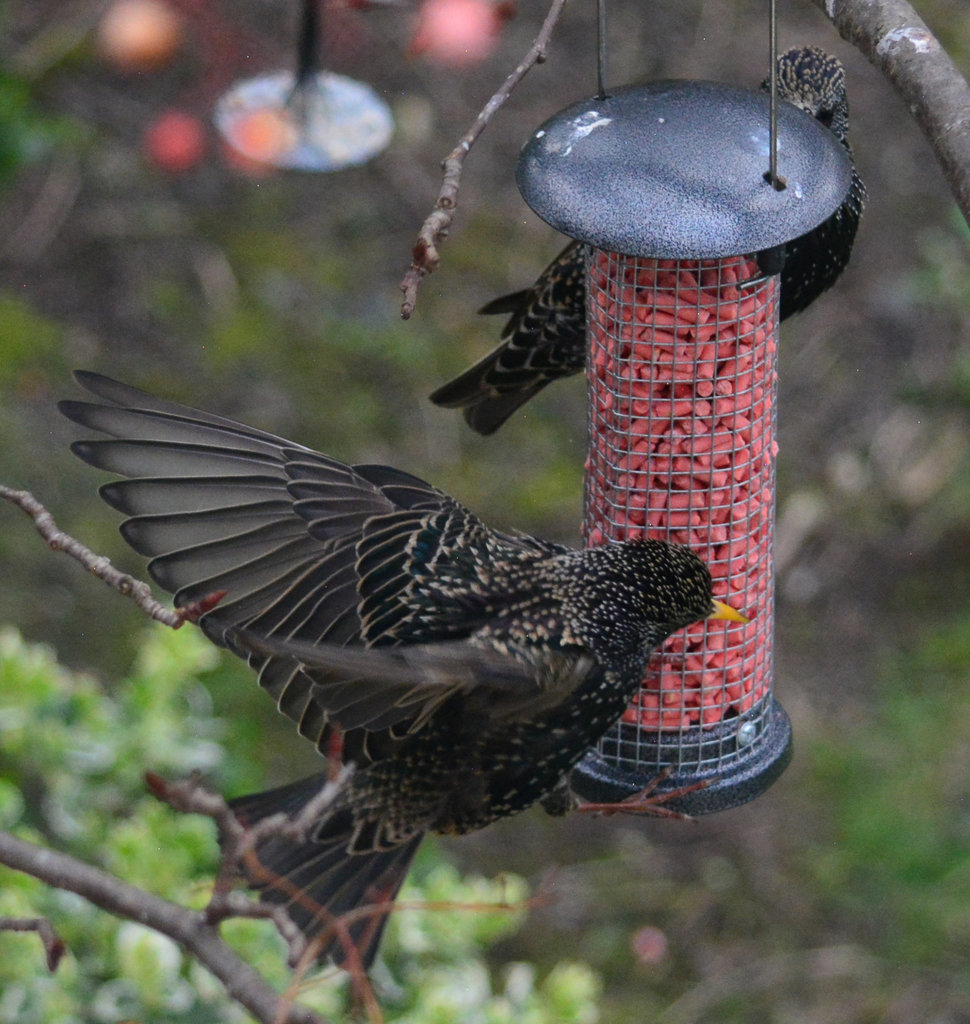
[569,698,792,815]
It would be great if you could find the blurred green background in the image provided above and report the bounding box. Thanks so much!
[1,0,969,1021]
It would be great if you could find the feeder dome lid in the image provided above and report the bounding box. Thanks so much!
[517,79,853,258]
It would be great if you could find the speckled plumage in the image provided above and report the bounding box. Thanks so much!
[60,372,732,969]
[431,245,587,435]
[430,45,866,435]
[761,46,867,320]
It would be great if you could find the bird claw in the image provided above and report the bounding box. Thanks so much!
[575,767,711,821]
[538,778,577,817]
[174,589,228,625]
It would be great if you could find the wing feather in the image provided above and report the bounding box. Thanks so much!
[60,372,549,766]
[234,630,596,730]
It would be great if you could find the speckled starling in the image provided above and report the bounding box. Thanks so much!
[60,372,744,969]
[430,45,867,435]
[763,46,867,320]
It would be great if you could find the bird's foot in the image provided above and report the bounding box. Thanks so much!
[174,589,228,626]
[539,778,578,817]
[575,767,710,821]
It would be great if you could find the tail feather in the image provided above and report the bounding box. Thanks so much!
[228,776,423,969]
[463,388,546,436]
[428,351,551,436]
[477,288,531,317]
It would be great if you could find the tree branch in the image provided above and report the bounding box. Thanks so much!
[0,830,330,1024]
[0,485,225,629]
[399,0,568,319]
[0,488,345,1019]
[147,769,387,1024]
[810,0,970,225]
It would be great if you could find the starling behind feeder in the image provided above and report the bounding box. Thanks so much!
[430,48,866,435]
[515,79,854,814]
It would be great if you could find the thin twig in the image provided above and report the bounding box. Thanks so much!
[0,485,224,629]
[147,770,357,961]
[399,0,568,319]
[0,485,375,1014]
[146,771,542,1024]
[0,916,67,972]
[147,769,383,1022]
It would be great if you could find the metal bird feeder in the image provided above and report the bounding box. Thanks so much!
[516,68,852,813]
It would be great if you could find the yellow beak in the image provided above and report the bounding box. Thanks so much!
[709,599,750,624]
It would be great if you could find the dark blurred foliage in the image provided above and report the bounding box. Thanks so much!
[1,0,969,1020]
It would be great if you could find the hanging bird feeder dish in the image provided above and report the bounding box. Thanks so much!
[215,70,394,172]
[214,0,393,172]
[517,80,851,257]
[516,79,853,814]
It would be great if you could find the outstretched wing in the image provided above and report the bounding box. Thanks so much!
[59,372,534,764]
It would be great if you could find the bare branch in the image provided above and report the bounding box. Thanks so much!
[147,769,384,1022]
[810,0,970,225]
[1,771,545,1024]
[0,486,378,1018]
[146,771,543,1024]
[0,485,225,629]
[0,916,66,972]
[399,0,568,319]
[146,771,357,959]
[0,830,330,1024]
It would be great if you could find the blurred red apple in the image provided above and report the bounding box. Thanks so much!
[144,111,206,173]
[219,107,299,175]
[99,0,183,74]
[631,925,669,966]
[410,0,502,67]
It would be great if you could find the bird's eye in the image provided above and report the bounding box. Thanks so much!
[817,108,834,127]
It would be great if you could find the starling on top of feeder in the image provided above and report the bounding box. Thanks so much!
[430,46,866,435]
[214,0,393,171]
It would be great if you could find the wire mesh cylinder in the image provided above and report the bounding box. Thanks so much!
[580,247,787,803]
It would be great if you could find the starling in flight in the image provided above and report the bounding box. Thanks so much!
[60,372,745,969]
[430,45,867,434]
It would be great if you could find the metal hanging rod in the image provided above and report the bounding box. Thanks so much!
[597,0,608,99]
[296,0,322,86]
[767,0,786,190]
